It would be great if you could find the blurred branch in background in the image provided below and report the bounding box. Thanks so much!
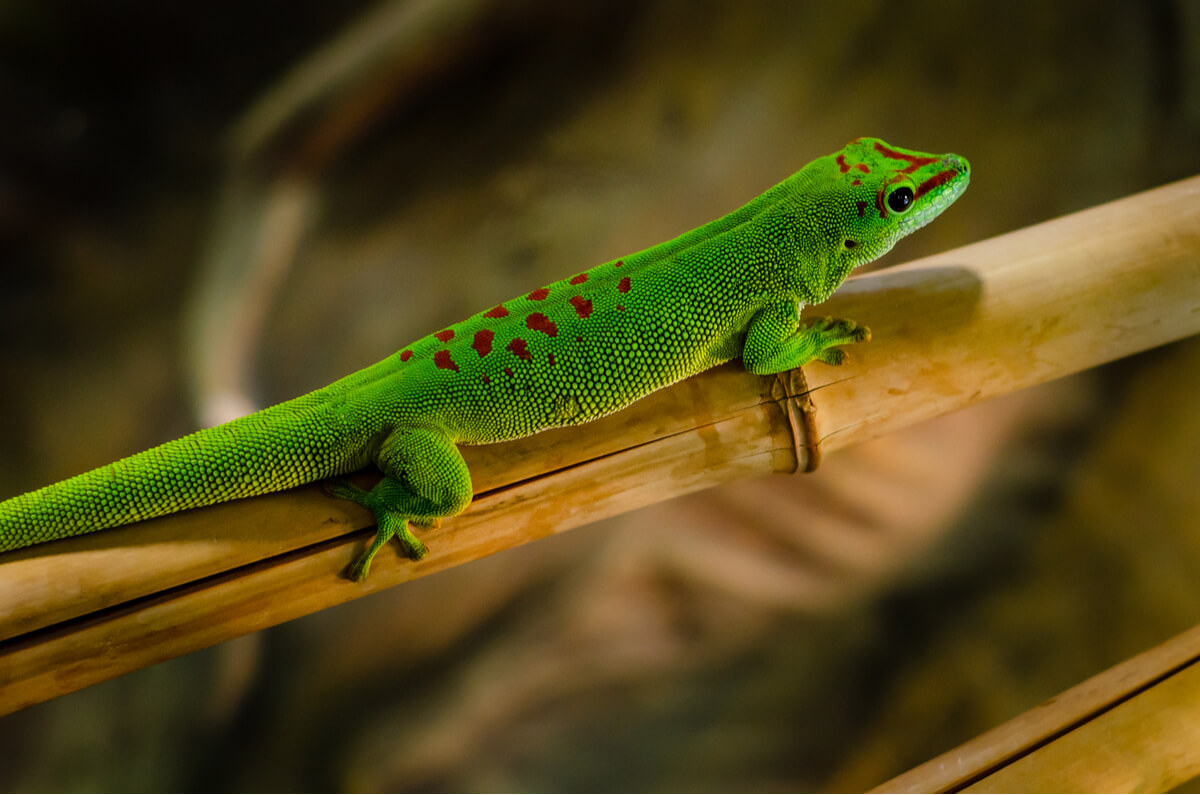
[186,0,512,426]
[875,623,1200,792]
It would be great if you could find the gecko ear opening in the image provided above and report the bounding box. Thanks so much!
[844,240,857,248]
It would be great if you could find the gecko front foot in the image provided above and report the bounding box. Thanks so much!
[806,317,870,365]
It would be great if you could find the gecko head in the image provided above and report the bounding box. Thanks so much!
[820,137,970,278]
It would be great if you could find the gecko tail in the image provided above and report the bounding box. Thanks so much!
[0,398,357,554]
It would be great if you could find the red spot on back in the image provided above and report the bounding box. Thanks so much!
[836,154,850,173]
[569,273,588,285]
[612,259,624,268]
[856,200,867,218]
[483,304,509,319]
[548,353,556,366]
[915,169,959,198]
[434,350,459,372]
[856,163,870,174]
[528,287,550,301]
[472,329,494,357]
[569,295,593,319]
[617,276,631,294]
[873,141,939,174]
[400,350,413,362]
[526,312,558,337]
[507,338,532,361]
[434,328,455,342]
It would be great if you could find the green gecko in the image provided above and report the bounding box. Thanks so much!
[0,138,969,581]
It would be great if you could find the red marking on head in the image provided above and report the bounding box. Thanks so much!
[434,350,459,372]
[613,259,624,268]
[569,295,593,319]
[875,189,887,219]
[434,329,454,343]
[617,276,631,294]
[836,154,850,174]
[483,304,509,319]
[527,312,558,337]
[481,375,490,384]
[856,163,870,174]
[856,200,867,218]
[507,338,532,361]
[851,179,862,186]
[915,169,958,198]
[400,350,413,362]
[569,273,588,285]
[472,329,494,357]
[528,287,550,301]
[504,367,513,377]
[548,352,556,366]
[873,141,939,174]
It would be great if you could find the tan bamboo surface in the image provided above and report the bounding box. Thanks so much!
[873,622,1200,793]
[1,174,1197,715]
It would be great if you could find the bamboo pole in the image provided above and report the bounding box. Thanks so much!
[0,362,791,639]
[1,174,1198,714]
[873,623,1200,793]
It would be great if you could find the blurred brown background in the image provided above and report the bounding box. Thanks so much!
[1,0,1199,790]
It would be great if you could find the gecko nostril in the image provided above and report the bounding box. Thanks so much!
[944,154,970,176]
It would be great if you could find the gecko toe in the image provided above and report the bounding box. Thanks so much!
[817,347,847,366]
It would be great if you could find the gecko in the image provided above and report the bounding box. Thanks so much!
[0,138,970,581]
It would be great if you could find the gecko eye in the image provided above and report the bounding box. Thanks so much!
[887,186,914,213]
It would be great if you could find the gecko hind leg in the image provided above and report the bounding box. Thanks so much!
[328,425,472,582]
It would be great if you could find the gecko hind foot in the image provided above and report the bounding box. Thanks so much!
[344,518,429,582]
[325,477,430,582]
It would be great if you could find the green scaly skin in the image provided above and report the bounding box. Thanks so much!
[0,138,969,581]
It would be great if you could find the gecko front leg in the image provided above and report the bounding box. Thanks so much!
[741,301,870,374]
